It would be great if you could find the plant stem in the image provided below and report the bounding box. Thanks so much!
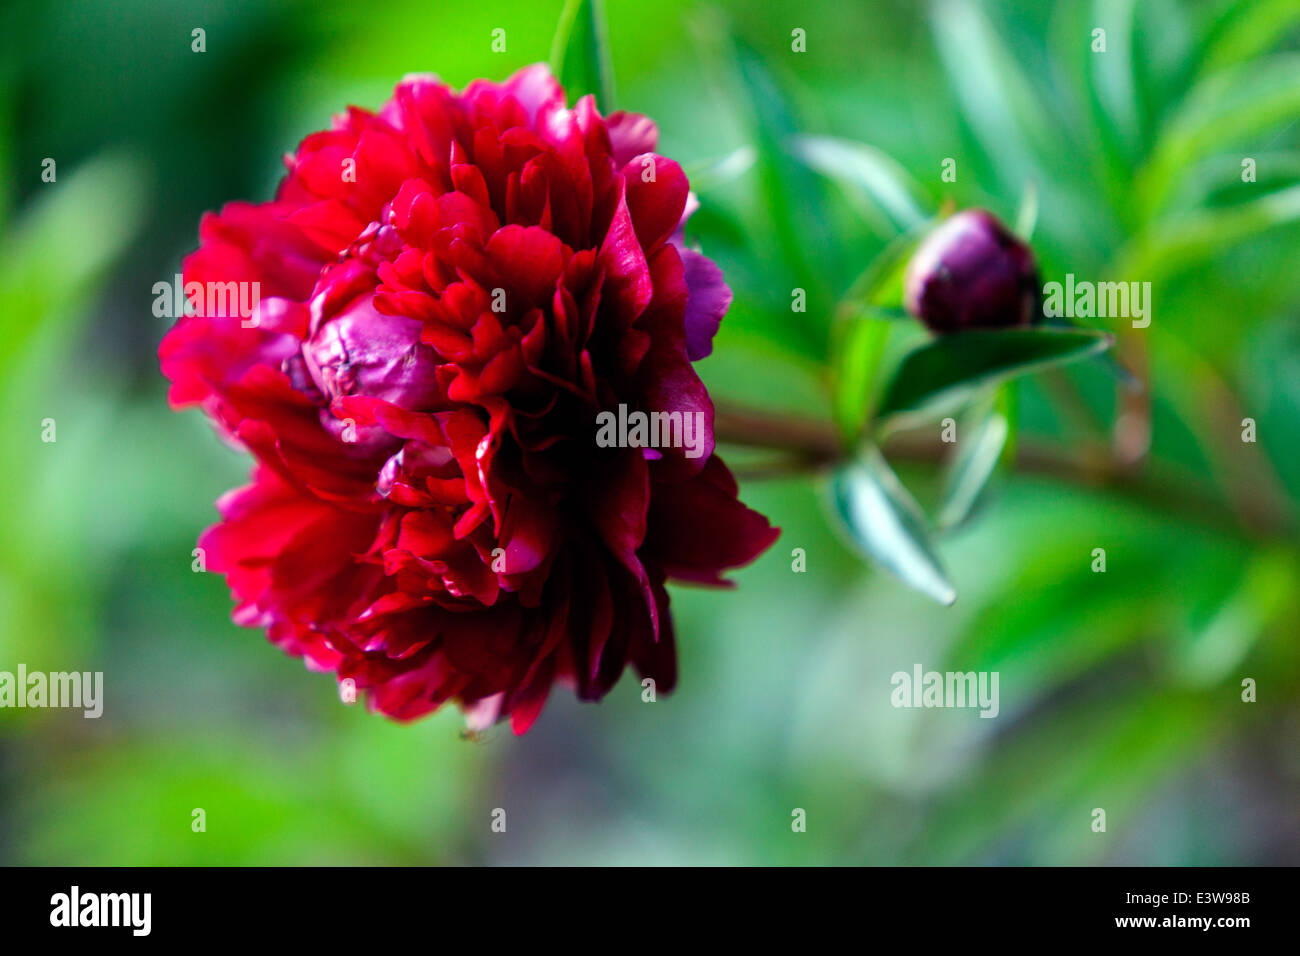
[712,401,841,457]
[713,399,1294,540]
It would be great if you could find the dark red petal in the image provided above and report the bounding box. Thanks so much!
[645,456,780,585]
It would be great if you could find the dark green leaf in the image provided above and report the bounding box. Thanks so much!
[876,327,1114,425]
[719,24,840,350]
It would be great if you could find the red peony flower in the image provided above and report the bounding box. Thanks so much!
[159,65,778,733]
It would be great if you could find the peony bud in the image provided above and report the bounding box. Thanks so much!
[904,209,1041,334]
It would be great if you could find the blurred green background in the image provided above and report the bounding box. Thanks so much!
[1,0,1298,865]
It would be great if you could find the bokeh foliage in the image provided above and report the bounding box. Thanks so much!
[0,0,1296,864]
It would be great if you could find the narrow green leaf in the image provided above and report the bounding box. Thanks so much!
[792,134,929,230]
[549,0,616,111]
[936,405,1009,530]
[1013,179,1039,240]
[1199,0,1300,75]
[1243,316,1300,503]
[929,0,1060,193]
[876,327,1114,425]
[727,28,839,327]
[1169,548,1296,687]
[1176,150,1300,210]
[687,13,841,357]
[830,447,956,605]
[838,222,931,314]
[1089,0,1141,151]
[1137,53,1300,216]
[995,380,1019,470]
[683,146,757,193]
[1045,1,1139,229]
[1122,183,1300,281]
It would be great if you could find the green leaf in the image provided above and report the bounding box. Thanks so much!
[1177,150,1300,210]
[684,146,757,193]
[1243,316,1300,503]
[920,689,1230,864]
[0,152,147,374]
[1137,53,1300,216]
[1088,0,1141,152]
[829,224,937,442]
[1013,179,1038,240]
[837,222,931,314]
[875,327,1114,426]
[936,403,1009,530]
[828,222,939,441]
[1168,547,1296,687]
[1199,0,1300,75]
[549,0,615,112]
[830,447,956,605]
[1044,1,1141,229]
[718,24,839,344]
[831,312,893,442]
[995,379,1019,471]
[929,0,1061,194]
[791,134,929,230]
[1121,183,1300,281]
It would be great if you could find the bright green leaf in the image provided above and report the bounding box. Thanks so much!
[1199,0,1300,75]
[832,312,893,442]
[549,0,616,112]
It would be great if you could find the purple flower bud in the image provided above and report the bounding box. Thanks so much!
[904,209,1041,334]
